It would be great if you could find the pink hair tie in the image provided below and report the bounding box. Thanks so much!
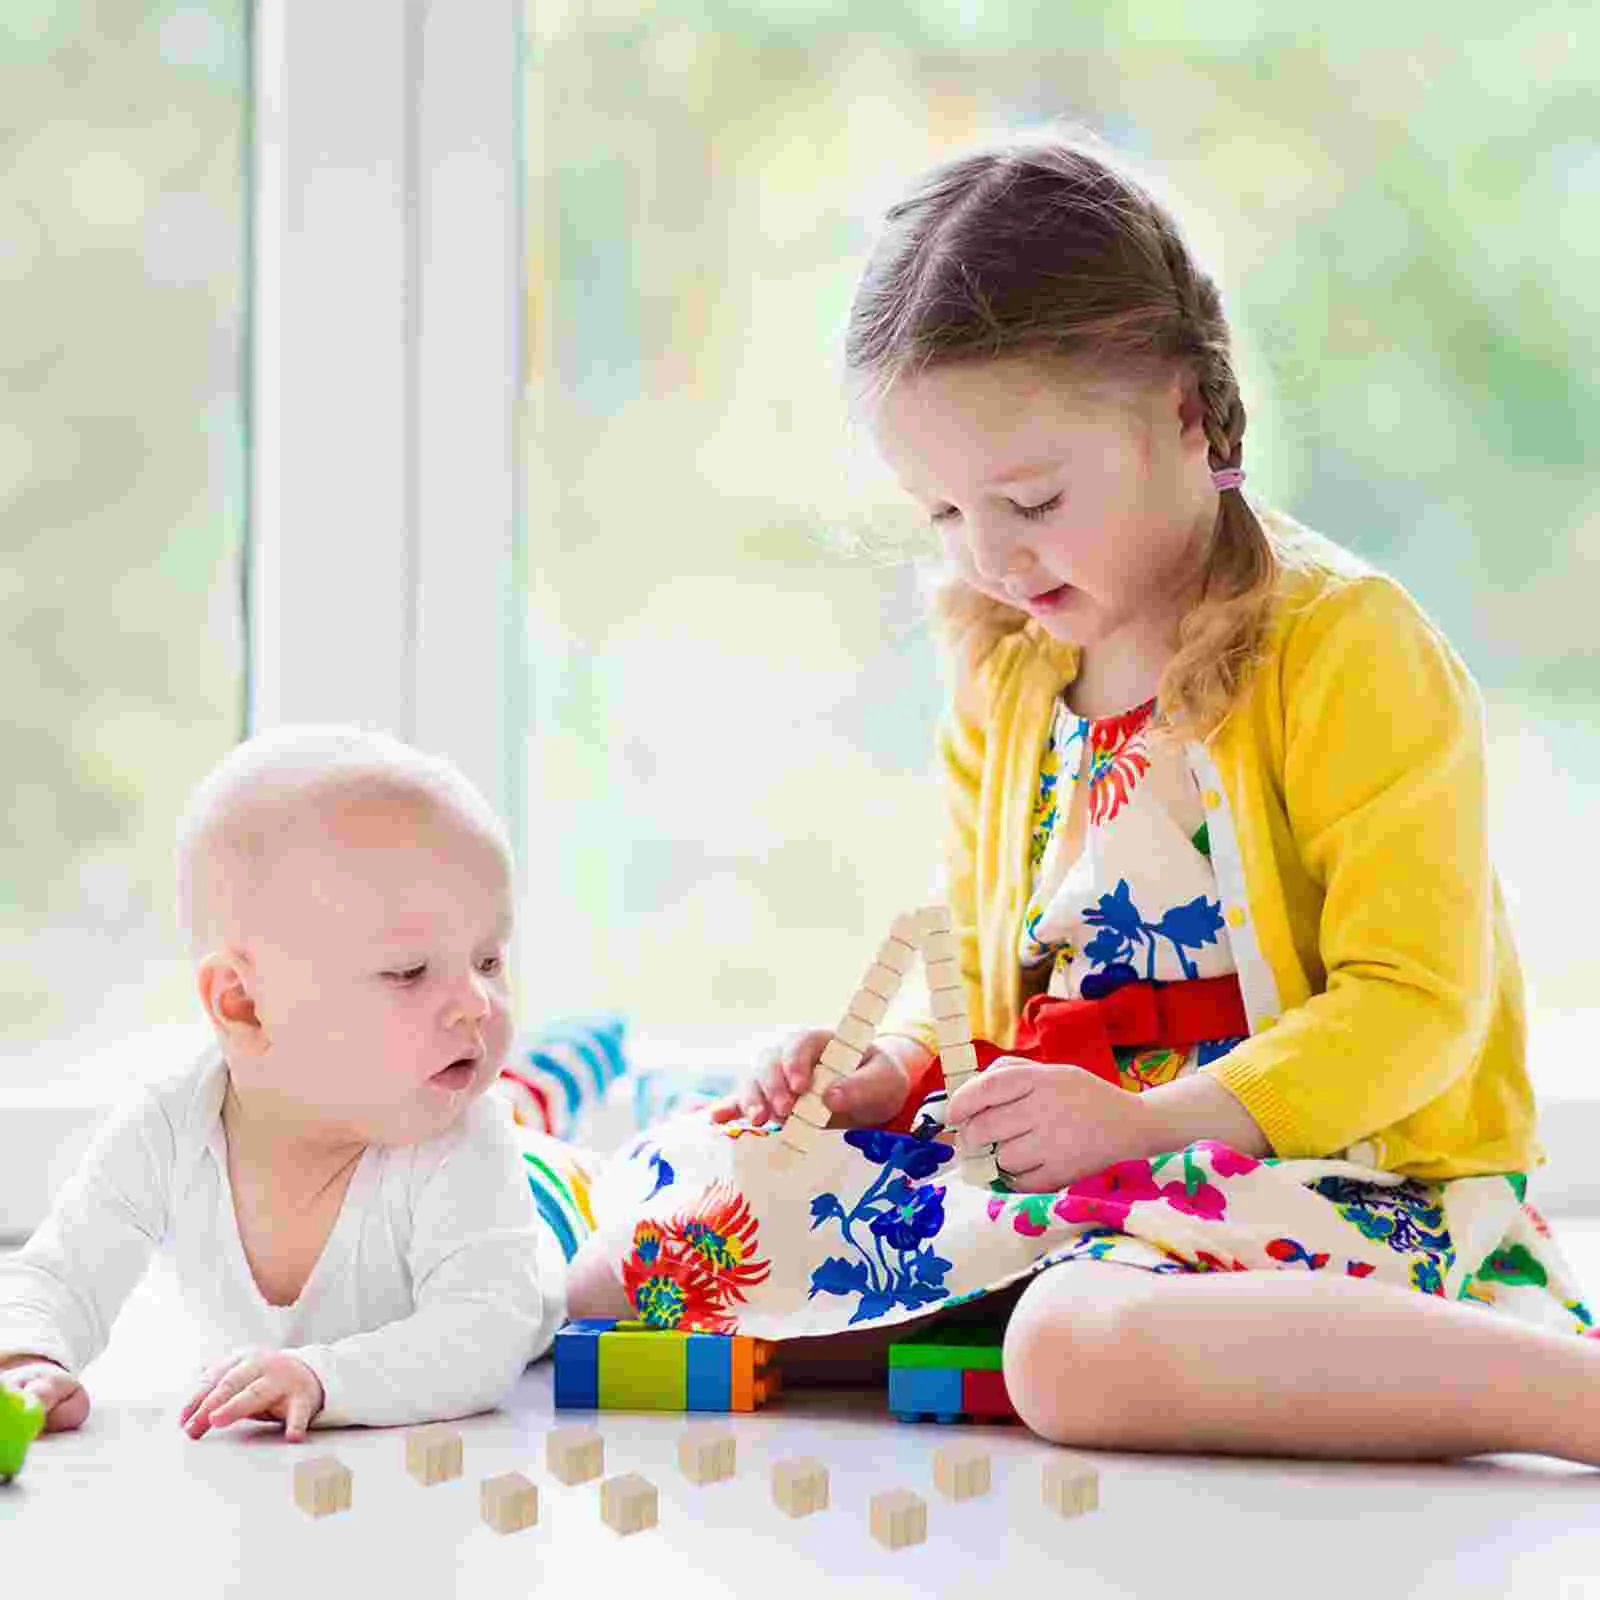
[1212,467,1246,492]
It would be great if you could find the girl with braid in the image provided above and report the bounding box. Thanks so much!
[563,130,1600,1465]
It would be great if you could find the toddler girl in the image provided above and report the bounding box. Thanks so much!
[563,130,1600,1466]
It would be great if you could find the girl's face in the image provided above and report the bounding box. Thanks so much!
[870,357,1219,650]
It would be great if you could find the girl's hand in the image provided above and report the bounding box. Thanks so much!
[708,1028,917,1131]
[0,1356,90,1434]
[945,1056,1167,1193]
[180,1348,325,1443]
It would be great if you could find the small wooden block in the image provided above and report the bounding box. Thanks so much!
[847,990,890,1028]
[812,1058,850,1090]
[405,1424,463,1487]
[933,1442,991,1502]
[860,962,904,1002]
[819,1036,865,1075]
[790,1090,832,1128]
[678,1425,736,1485]
[917,904,953,936]
[961,1151,1001,1186]
[1042,1456,1100,1519]
[921,928,959,963]
[771,1456,829,1518]
[834,1012,876,1052]
[600,1471,658,1535]
[875,936,918,976]
[943,1071,975,1100]
[548,1424,604,1485]
[870,1487,927,1550]
[930,987,968,1022]
[889,912,924,948]
[924,958,961,992]
[481,1471,539,1534]
[293,1455,352,1518]
[934,1014,973,1049]
[777,1115,826,1154]
[941,1042,978,1078]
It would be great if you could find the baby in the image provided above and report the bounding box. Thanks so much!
[0,725,566,1442]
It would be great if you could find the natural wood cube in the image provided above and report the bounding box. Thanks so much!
[870,1487,927,1550]
[600,1471,658,1535]
[790,1090,831,1129]
[846,990,889,1028]
[547,1424,604,1485]
[860,962,904,1002]
[777,1114,826,1155]
[941,1042,978,1078]
[875,935,918,975]
[293,1455,352,1518]
[933,1442,991,1501]
[962,1151,1001,1186]
[405,1424,463,1487]
[934,1014,973,1049]
[771,1456,829,1518]
[833,1011,876,1052]
[819,1037,865,1075]
[917,904,953,936]
[924,957,961,992]
[889,912,924,948]
[480,1471,539,1534]
[677,1425,736,1485]
[921,928,959,963]
[930,987,968,1021]
[1042,1456,1100,1518]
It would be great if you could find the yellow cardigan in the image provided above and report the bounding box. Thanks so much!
[886,509,1541,1182]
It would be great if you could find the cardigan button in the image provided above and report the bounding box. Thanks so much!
[1202,789,1222,809]
[1226,906,1246,928]
[1347,1141,1379,1167]
[1256,1013,1277,1030]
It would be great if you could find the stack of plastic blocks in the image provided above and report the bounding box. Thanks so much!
[554,1318,781,1412]
[887,1324,1018,1425]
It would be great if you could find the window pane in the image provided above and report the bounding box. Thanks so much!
[2,3,247,1090]
[520,8,1598,1080]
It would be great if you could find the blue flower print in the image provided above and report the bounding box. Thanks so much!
[1082,880,1225,984]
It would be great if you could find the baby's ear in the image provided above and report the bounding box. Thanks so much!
[196,949,265,1052]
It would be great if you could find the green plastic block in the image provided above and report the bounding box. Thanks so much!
[0,1385,46,1483]
[598,1328,687,1410]
[888,1324,1005,1371]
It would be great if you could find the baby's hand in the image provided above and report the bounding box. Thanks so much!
[708,1028,920,1131]
[0,1355,90,1434]
[180,1348,325,1443]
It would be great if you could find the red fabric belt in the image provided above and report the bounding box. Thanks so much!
[884,974,1249,1135]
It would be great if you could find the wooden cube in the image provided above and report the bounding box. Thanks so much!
[771,1456,829,1518]
[293,1455,352,1518]
[677,1425,736,1485]
[405,1424,463,1487]
[600,1471,658,1535]
[819,1037,865,1075]
[941,1042,978,1078]
[889,912,924,948]
[776,1114,826,1155]
[480,1471,539,1534]
[870,1487,927,1550]
[930,987,968,1021]
[846,990,889,1028]
[934,1014,973,1049]
[875,935,918,975]
[790,1090,831,1129]
[933,1442,991,1501]
[917,904,953,936]
[924,958,961,992]
[962,1151,1001,1186]
[834,1012,876,1052]
[860,962,904,1002]
[921,928,959,963]
[1042,1456,1099,1519]
[547,1424,604,1485]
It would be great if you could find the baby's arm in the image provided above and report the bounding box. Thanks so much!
[0,1091,171,1386]
[281,1100,566,1429]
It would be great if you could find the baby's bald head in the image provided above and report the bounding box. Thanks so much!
[175,724,512,961]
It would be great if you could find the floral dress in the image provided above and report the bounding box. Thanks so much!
[526,694,1597,1346]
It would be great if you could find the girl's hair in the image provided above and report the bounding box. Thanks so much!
[845,129,1316,739]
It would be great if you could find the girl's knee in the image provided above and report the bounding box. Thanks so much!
[1002,1262,1164,1446]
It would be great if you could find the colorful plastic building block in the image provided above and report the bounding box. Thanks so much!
[553,1318,779,1412]
[887,1323,1018,1424]
[0,1385,44,1484]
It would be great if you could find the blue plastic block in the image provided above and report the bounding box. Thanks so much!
[685,1332,731,1411]
[888,1365,964,1423]
[553,1318,618,1409]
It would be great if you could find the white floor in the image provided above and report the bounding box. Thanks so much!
[7,1226,1600,1600]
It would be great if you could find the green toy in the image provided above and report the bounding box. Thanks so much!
[0,1384,46,1483]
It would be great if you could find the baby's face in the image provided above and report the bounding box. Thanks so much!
[230,792,514,1149]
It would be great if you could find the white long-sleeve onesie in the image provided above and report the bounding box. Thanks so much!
[0,1046,567,1427]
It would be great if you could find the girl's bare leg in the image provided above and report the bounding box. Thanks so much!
[1005,1262,1600,1466]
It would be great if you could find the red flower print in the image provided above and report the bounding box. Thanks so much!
[621,1181,772,1332]
[1192,1249,1252,1273]
[1158,1177,1227,1220]
[1051,1160,1162,1229]
[1084,702,1155,825]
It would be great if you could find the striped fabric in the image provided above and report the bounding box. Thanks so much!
[495,1014,629,1141]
